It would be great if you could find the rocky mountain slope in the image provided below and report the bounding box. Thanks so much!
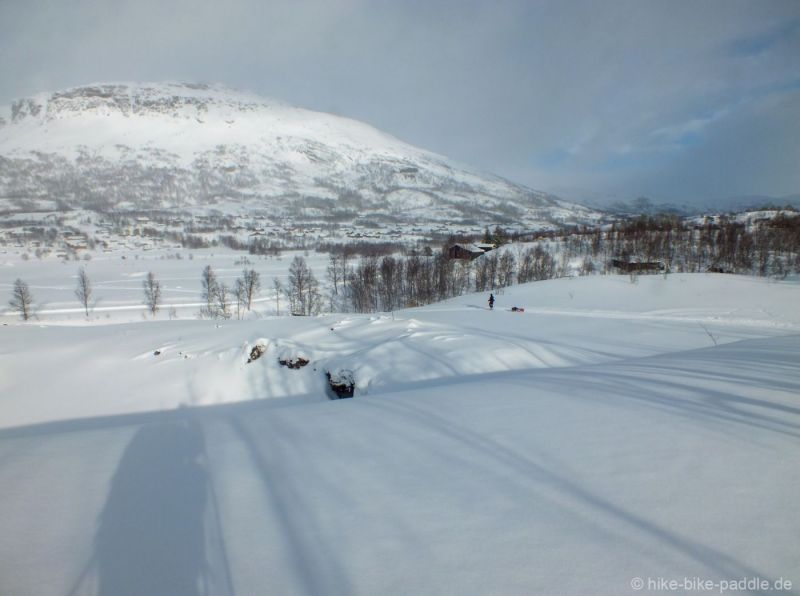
[0,82,595,226]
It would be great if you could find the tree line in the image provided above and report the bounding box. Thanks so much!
[559,213,800,277]
[7,213,799,320]
[315,244,558,314]
[5,266,263,321]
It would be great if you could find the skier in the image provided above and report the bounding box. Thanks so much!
[488,293,495,310]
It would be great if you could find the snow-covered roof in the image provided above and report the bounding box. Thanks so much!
[451,243,485,253]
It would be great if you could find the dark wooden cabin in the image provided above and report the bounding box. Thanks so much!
[447,244,485,260]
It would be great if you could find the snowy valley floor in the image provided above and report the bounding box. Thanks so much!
[1,274,799,595]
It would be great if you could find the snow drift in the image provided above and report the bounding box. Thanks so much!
[0,273,798,595]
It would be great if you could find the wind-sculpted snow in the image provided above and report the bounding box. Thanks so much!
[0,83,596,226]
[0,333,798,594]
[1,273,799,428]
[1,274,799,595]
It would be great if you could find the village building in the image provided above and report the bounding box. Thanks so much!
[447,243,486,260]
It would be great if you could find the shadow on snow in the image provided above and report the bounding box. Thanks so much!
[94,418,209,596]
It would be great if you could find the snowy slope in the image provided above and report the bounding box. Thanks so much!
[0,83,595,226]
[1,274,799,595]
[2,273,798,428]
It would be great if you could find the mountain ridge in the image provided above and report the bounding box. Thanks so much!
[0,82,597,227]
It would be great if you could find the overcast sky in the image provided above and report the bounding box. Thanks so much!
[1,0,799,204]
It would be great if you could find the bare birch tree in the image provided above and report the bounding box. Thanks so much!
[288,256,321,315]
[233,278,247,320]
[9,278,34,321]
[143,272,162,317]
[216,282,231,319]
[272,277,283,316]
[241,268,261,310]
[75,267,93,317]
[201,265,219,317]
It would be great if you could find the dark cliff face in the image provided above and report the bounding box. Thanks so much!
[8,83,269,124]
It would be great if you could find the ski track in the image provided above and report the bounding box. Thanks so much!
[1,275,800,595]
[2,335,798,595]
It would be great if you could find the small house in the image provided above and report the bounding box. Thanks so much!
[448,244,486,261]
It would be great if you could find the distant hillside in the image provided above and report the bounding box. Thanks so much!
[0,82,597,228]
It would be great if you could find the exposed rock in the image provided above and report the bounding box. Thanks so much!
[326,370,355,399]
[278,356,309,369]
[247,343,267,363]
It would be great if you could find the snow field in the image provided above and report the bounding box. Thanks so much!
[0,272,798,595]
[2,273,798,428]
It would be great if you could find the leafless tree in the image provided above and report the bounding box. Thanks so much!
[530,246,557,281]
[474,255,489,291]
[452,259,472,296]
[272,277,283,315]
[497,251,516,288]
[340,249,350,298]
[201,265,218,317]
[349,256,379,312]
[404,254,421,306]
[378,255,401,311]
[216,282,231,319]
[327,254,343,297]
[287,256,321,315]
[326,253,345,311]
[142,272,161,317]
[75,267,93,317]
[9,278,34,321]
[233,278,247,320]
[432,254,453,301]
[241,268,261,310]
[517,247,534,283]
[485,251,499,290]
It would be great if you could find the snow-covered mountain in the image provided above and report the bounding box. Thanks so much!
[0,82,594,226]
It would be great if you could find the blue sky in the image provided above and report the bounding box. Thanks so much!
[1,0,798,205]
